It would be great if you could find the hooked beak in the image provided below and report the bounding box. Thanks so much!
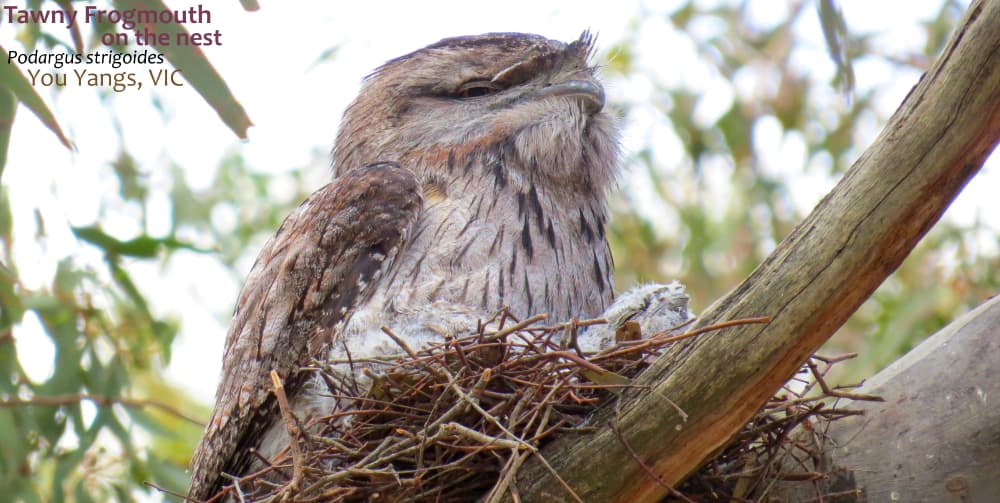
[533,79,605,114]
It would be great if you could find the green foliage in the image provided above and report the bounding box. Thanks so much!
[111,0,252,139]
[0,44,73,152]
[0,1,270,500]
[0,145,317,500]
[0,250,184,501]
[601,0,996,380]
[819,0,856,93]
[0,0,252,181]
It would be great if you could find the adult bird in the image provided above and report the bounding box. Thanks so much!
[188,31,689,501]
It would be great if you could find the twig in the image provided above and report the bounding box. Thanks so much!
[249,448,274,467]
[269,370,305,495]
[381,326,419,359]
[220,473,247,502]
[811,353,858,364]
[0,393,203,426]
[488,313,549,340]
[593,317,771,361]
[807,361,885,402]
[440,422,530,450]
[483,451,531,503]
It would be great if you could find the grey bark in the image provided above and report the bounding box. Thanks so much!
[773,294,1000,503]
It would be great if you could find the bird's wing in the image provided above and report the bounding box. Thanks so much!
[188,162,422,500]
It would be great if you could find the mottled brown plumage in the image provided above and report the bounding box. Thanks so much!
[188,163,422,500]
[189,32,625,501]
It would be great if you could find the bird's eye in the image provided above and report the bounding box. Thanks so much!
[456,80,501,99]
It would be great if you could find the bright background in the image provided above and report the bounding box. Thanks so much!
[1,0,996,500]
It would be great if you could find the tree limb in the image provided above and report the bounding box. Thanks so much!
[773,294,1000,502]
[510,1,1000,500]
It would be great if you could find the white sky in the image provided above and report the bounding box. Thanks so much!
[1,0,995,447]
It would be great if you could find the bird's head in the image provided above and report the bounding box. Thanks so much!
[332,32,620,196]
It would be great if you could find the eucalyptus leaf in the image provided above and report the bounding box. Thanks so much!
[0,45,73,149]
[112,0,253,139]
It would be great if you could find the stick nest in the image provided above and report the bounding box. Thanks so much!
[218,312,874,502]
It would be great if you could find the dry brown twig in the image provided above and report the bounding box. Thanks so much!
[269,370,305,500]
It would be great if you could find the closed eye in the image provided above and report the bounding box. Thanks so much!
[456,80,502,98]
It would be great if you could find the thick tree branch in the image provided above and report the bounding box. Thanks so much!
[773,294,1000,502]
[511,1,1000,501]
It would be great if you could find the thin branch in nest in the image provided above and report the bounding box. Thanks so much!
[565,318,585,353]
[806,360,885,402]
[221,472,248,502]
[247,447,274,469]
[440,422,531,451]
[447,333,473,370]
[483,450,530,503]
[489,313,549,341]
[811,352,859,364]
[381,326,419,359]
[593,316,771,361]
[269,370,305,495]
